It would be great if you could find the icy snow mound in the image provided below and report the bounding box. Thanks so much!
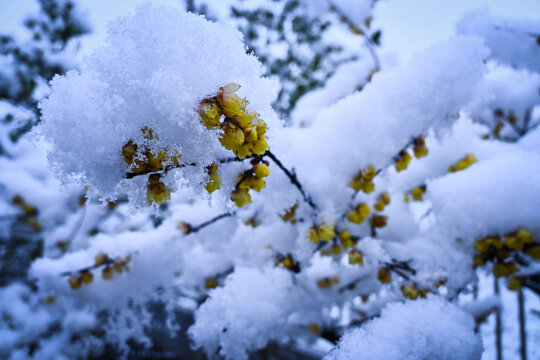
[325,297,482,360]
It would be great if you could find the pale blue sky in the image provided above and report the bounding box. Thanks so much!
[1,0,539,64]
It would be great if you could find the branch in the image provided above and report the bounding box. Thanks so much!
[188,211,236,234]
[125,156,254,179]
[264,150,318,210]
[60,257,115,277]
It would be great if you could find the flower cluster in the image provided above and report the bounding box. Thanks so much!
[68,253,131,289]
[199,83,269,158]
[347,203,370,224]
[122,127,182,175]
[231,160,270,208]
[373,192,390,211]
[449,153,477,172]
[122,127,181,204]
[349,165,377,194]
[394,150,412,172]
[204,163,222,194]
[413,136,429,158]
[308,222,336,243]
[473,227,539,290]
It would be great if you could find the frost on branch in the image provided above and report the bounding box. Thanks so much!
[324,298,483,360]
[38,4,278,200]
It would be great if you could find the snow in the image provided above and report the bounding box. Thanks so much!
[457,9,540,72]
[325,297,483,360]
[38,3,279,199]
[429,151,540,243]
[189,267,297,360]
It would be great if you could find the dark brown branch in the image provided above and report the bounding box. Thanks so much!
[518,288,527,360]
[265,150,318,210]
[338,274,369,293]
[494,276,503,360]
[189,211,236,234]
[125,156,255,179]
[524,279,540,297]
[60,257,115,277]
[384,259,417,281]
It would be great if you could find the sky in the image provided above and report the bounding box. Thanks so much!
[0,0,539,64]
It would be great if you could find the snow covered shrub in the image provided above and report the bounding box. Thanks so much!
[2,0,540,359]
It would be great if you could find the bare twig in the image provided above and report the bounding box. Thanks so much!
[189,212,236,234]
[60,257,115,277]
[125,156,254,179]
[265,150,318,210]
[494,277,503,360]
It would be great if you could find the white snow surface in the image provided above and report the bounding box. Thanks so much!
[324,297,483,360]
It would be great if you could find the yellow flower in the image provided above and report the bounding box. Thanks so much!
[199,100,222,129]
[348,249,364,266]
[449,153,477,172]
[280,203,298,224]
[204,163,222,194]
[370,214,387,228]
[401,284,419,300]
[217,83,246,118]
[146,174,171,205]
[395,150,412,172]
[413,136,429,158]
[253,163,270,178]
[339,230,356,248]
[350,165,377,193]
[347,203,370,224]
[219,120,245,150]
[308,223,335,243]
[411,185,426,201]
[231,188,252,208]
[374,192,391,211]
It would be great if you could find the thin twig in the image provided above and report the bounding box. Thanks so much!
[521,109,532,136]
[60,258,115,277]
[125,156,254,179]
[518,288,527,360]
[494,276,503,360]
[265,150,318,210]
[189,212,236,234]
